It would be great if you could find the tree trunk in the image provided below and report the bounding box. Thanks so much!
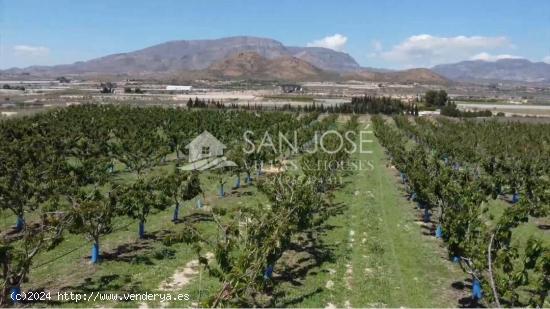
[139,221,145,239]
[15,216,25,232]
[173,204,180,222]
[487,233,501,308]
[235,175,241,189]
[1,256,9,306]
[91,237,100,264]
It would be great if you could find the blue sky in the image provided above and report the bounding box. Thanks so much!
[1,0,549,69]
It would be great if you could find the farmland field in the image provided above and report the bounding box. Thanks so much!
[3,1,550,308]
[0,105,548,308]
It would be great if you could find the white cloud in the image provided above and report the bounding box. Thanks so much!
[470,52,522,61]
[543,56,550,64]
[379,34,512,67]
[307,34,348,52]
[13,45,50,57]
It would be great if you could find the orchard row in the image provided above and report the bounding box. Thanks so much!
[0,105,351,306]
[372,116,548,307]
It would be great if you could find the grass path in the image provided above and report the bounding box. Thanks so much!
[276,126,466,307]
[12,128,469,307]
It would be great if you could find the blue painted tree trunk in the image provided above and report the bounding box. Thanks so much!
[219,183,224,197]
[512,192,519,204]
[172,204,180,222]
[435,224,443,238]
[452,256,460,263]
[91,242,100,264]
[10,286,21,304]
[15,216,24,232]
[235,176,241,189]
[246,173,252,185]
[263,265,274,280]
[139,221,145,239]
[472,278,483,300]
[196,199,202,209]
[400,172,406,184]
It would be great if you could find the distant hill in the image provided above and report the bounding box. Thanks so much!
[206,52,334,81]
[3,36,360,75]
[343,68,449,85]
[286,46,360,72]
[180,52,445,83]
[432,59,550,83]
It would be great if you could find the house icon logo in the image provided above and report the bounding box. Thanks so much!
[180,130,237,171]
[185,130,226,162]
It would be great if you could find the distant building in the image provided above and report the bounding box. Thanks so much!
[166,85,192,92]
[280,84,303,93]
[185,130,226,163]
[418,110,440,117]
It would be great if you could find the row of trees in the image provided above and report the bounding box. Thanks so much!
[373,116,548,307]
[166,116,359,306]
[186,97,224,109]
[441,102,492,117]
[123,87,145,94]
[0,105,323,305]
[191,95,406,115]
[342,96,404,114]
[0,161,204,305]
[405,103,420,116]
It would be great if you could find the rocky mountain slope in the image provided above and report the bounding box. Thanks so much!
[432,58,550,83]
[207,52,333,81]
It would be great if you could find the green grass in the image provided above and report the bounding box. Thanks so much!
[267,131,465,307]
[485,199,549,248]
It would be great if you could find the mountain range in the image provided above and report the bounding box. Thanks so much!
[3,36,359,75]
[432,59,550,83]
[343,68,448,85]
[2,36,450,84]
[2,36,548,84]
